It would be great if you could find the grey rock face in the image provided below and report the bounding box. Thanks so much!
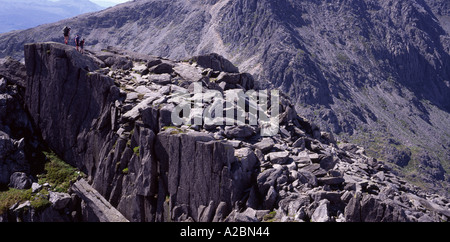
[72,179,129,222]
[2,0,447,194]
[11,42,449,223]
[311,200,330,222]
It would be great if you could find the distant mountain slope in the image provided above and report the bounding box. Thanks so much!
[0,0,103,33]
[0,0,449,195]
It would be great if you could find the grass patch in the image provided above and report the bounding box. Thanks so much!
[133,146,140,157]
[30,189,51,212]
[122,168,129,175]
[263,211,277,222]
[0,188,32,214]
[38,151,83,193]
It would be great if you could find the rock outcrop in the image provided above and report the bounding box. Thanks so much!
[2,0,449,195]
[7,42,447,222]
[0,57,42,190]
[71,179,129,222]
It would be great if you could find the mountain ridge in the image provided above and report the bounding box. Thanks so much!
[1,42,449,222]
[0,0,449,195]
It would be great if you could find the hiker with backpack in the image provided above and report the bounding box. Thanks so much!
[75,35,81,52]
[63,26,71,45]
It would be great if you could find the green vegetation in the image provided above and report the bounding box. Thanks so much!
[0,188,31,213]
[122,168,129,175]
[263,211,277,222]
[162,126,185,135]
[133,146,140,157]
[38,151,83,193]
[30,189,51,212]
[0,151,83,214]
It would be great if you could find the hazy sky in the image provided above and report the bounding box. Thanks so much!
[90,0,131,7]
[46,0,131,8]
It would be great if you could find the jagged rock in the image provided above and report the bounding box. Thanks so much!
[226,208,259,222]
[254,138,275,153]
[0,78,6,92]
[212,202,228,222]
[224,125,255,139]
[146,58,162,68]
[31,182,42,193]
[193,53,239,73]
[292,137,306,149]
[235,148,259,173]
[267,151,290,165]
[148,73,172,85]
[0,57,27,87]
[344,192,362,222]
[257,166,284,195]
[150,63,173,75]
[198,201,216,222]
[72,179,129,222]
[8,42,448,223]
[49,191,71,210]
[311,200,330,222]
[173,63,203,82]
[9,172,31,189]
[264,186,278,210]
[318,176,345,185]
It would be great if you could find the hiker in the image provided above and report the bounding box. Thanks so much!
[75,35,81,52]
[63,26,71,45]
[80,38,85,54]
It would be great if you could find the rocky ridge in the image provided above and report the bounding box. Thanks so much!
[0,0,449,195]
[0,42,448,222]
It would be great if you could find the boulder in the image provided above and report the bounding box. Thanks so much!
[9,172,31,189]
[49,191,71,210]
[254,138,275,153]
[217,72,241,85]
[235,148,259,172]
[296,170,318,187]
[31,182,42,193]
[193,53,239,73]
[149,63,173,74]
[148,74,172,85]
[311,200,330,222]
[257,167,284,195]
[72,179,129,222]
[318,176,345,185]
[264,186,278,209]
[224,125,255,139]
[267,151,290,164]
[344,192,362,222]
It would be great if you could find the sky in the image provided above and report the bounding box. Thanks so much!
[90,0,131,8]
[46,0,131,8]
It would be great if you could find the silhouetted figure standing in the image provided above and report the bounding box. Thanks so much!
[80,39,85,54]
[75,35,81,52]
[63,26,71,45]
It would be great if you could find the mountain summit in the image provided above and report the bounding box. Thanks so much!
[0,0,449,194]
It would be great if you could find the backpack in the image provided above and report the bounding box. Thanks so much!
[63,26,70,35]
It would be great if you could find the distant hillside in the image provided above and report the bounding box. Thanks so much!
[0,0,103,33]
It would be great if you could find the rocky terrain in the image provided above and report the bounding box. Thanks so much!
[0,42,448,222]
[0,0,448,195]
